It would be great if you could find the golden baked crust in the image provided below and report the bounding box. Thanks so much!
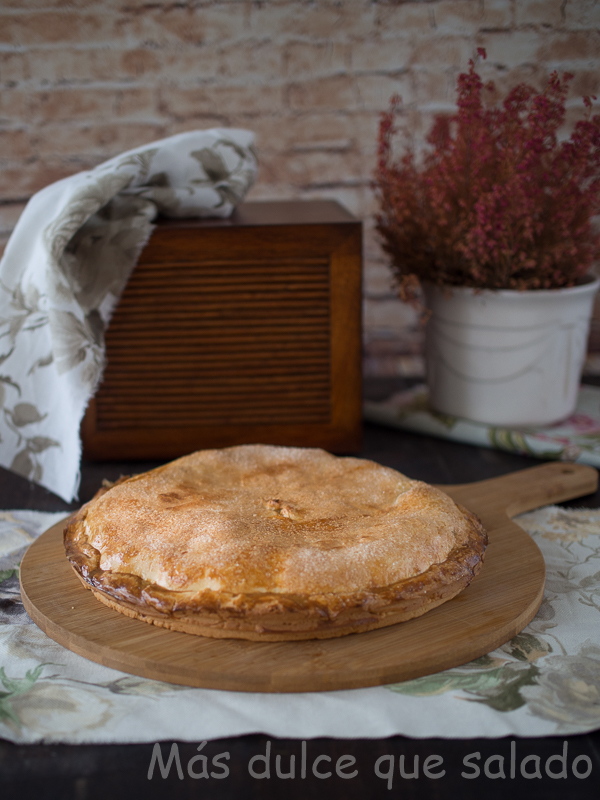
[64,445,487,641]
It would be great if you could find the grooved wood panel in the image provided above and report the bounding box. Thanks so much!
[96,257,332,429]
[20,463,598,693]
[81,201,363,459]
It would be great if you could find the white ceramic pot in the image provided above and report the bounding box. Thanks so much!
[423,276,600,426]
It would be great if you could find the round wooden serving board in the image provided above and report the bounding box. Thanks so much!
[21,462,597,693]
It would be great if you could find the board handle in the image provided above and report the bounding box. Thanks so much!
[444,462,598,519]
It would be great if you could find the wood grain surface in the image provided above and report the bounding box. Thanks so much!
[81,200,363,459]
[20,462,598,693]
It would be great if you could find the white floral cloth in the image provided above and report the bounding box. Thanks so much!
[0,130,257,502]
[365,384,600,467]
[1,507,599,744]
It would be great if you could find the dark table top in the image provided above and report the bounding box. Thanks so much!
[1,388,599,799]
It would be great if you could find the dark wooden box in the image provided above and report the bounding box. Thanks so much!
[81,200,362,460]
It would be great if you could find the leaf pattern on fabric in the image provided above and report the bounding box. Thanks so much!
[364,384,600,470]
[488,427,562,460]
[191,148,231,183]
[9,435,60,481]
[115,148,159,184]
[7,677,114,736]
[0,665,46,727]
[0,129,257,501]
[27,353,53,376]
[54,195,156,315]
[386,507,600,731]
[0,281,48,355]
[389,649,544,712]
[48,309,104,390]
[0,506,600,743]
[44,172,135,271]
[71,675,191,698]
[189,138,258,207]
[519,642,600,729]
[10,403,46,427]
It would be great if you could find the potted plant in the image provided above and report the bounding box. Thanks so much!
[374,50,600,426]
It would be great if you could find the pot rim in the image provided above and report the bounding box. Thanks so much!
[423,274,600,300]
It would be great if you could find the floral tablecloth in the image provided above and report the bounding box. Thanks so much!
[364,384,600,466]
[1,507,599,744]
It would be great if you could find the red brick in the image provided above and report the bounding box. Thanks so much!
[101,0,167,7]
[355,73,414,112]
[515,0,564,26]
[0,127,34,159]
[0,52,30,83]
[26,48,120,84]
[335,3,378,39]
[434,1,490,36]
[375,3,435,37]
[27,86,157,124]
[564,0,600,29]
[284,41,350,78]
[254,111,350,153]
[348,111,383,157]
[29,89,118,122]
[410,37,473,68]
[566,71,600,101]
[120,48,162,79]
[26,47,143,85]
[0,158,98,200]
[287,75,358,112]
[161,83,283,119]
[0,13,116,47]
[147,47,224,83]
[536,31,600,63]
[165,117,232,136]
[120,6,248,47]
[275,150,365,189]
[479,0,514,30]
[213,41,283,80]
[32,122,168,158]
[413,69,459,106]
[113,87,158,119]
[0,89,29,123]
[478,31,544,68]
[0,0,95,7]
[248,4,345,40]
[26,47,162,84]
[350,39,413,73]
[292,137,353,153]
[476,62,548,101]
[394,107,451,148]
[157,41,283,82]
[235,113,288,154]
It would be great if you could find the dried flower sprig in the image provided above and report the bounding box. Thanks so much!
[374,50,600,301]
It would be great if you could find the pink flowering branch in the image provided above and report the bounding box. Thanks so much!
[374,51,600,300]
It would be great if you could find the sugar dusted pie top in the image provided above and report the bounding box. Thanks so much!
[79,444,477,597]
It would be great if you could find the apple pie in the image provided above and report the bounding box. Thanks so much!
[64,445,487,641]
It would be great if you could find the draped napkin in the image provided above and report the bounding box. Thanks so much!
[0,130,257,501]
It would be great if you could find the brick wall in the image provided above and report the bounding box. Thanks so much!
[1,0,599,377]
